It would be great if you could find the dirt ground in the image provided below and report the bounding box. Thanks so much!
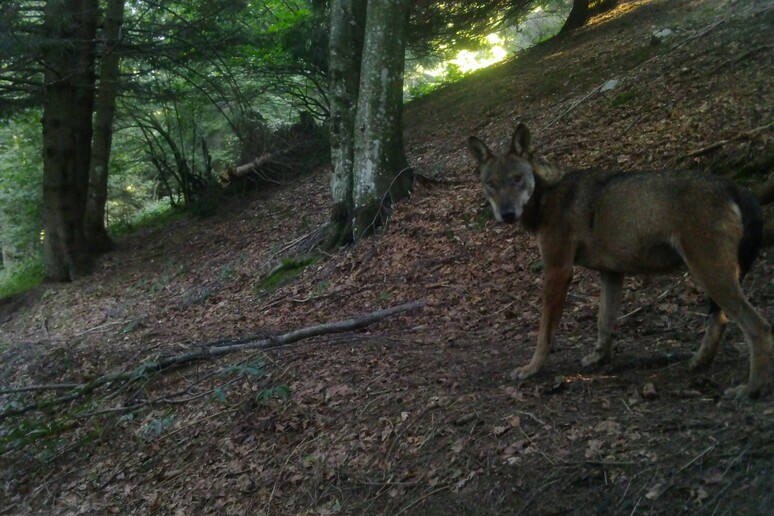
[2,0,774,513]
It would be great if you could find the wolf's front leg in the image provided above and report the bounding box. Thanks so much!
[512,265,573,380]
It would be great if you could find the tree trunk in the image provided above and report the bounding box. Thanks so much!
[85,0,125,254]
[560,0,619,34]
[351,0,412,241]
[327,0,413,245]
[41,0,99,281]
[559,0,590,34]
[84,0,124,253]
[327,0,367,248]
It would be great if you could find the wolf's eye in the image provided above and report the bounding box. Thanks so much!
[511,176,522,185]
[485,181,496,190]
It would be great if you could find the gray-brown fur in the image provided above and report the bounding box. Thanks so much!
[468,123,771,399]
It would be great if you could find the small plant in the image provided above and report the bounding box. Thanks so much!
[310,279,330,297]
[140,415,174,440]
[220,358,267,378]
[255,384,291,403]
[375,291,393,303]
[219,264,237,282]
[611,91,637,108]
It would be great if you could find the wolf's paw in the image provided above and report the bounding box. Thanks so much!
[510,364,539,381]
[581,351,610,367]
[723,383,765,400]
[688,353,713,372]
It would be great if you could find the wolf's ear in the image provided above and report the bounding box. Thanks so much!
[467,136,492,165]
[510,123,532,157]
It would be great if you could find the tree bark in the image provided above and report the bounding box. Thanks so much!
[327,0,367,248]
[85,0,125,254]
[327,0,412,246]
[559,0,589,34]
[351,0,412,240]
[41,0,100,281]
[559,0,619,34]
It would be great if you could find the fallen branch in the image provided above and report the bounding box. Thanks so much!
[543,83,602,129]
[710,44,771,74]
[0,300,426,420]
[679,120,774,160]
[0,383,81,395]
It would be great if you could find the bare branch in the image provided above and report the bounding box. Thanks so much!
[0,301,426,420]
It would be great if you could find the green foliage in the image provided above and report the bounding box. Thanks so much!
[140,414,174,440]
[611,91,637,108]
[255,384,291,403]
[217,357,291,404]
[0,109,43,271]
[220,358,267,379]
[0,417,73,455]
[107,201,181,241]
[310,279,330,297]
[375,291,393,303]
[0,258,44,299]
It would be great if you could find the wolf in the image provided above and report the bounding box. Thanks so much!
[468,123,771,399]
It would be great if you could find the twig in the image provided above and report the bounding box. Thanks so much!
[0,383,81,395]
[677,444,715,473]
[74,320,126,337]
[710,44,771,74]
[666,19,725,56]
[543,84,602,129]
[269,225,327,259]
[617,277,684,322]
[513,410,548,427]
[679,120,774,160]
[0,300,426,419]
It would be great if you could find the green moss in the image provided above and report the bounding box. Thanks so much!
[255,254,318,292]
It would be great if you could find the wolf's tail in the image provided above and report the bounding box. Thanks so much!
[731,186,763,278]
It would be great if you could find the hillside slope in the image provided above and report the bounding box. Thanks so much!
[2,0,774,513]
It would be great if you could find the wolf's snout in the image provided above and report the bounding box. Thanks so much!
[500,208,517,223]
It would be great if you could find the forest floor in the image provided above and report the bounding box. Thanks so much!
[2,0,774,513]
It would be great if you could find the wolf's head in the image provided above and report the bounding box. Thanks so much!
[468,123,536,224]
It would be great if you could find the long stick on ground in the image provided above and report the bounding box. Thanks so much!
[0,300,426,419]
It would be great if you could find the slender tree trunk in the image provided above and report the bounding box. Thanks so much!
[327,0,367,248]
[41,0,99,281]
[351,0,412,240]
[85,0,125,254]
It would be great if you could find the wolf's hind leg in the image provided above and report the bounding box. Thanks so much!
[682,241,771,399]
[690,301,728,371]
[583,271,624,367]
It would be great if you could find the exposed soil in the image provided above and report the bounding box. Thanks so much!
[2,0,774,513]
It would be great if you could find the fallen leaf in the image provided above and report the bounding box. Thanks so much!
[585,439,605,459]
[645,483,663,500]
